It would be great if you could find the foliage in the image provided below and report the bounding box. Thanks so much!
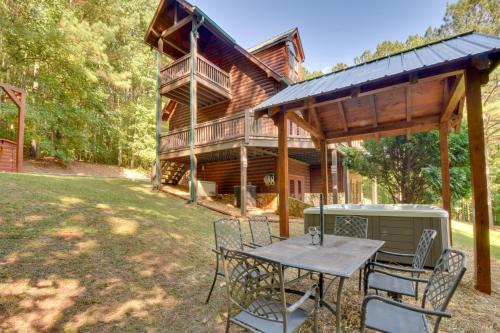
[331,62,348,72]
[340,127,471,205]
[301,67,323,80]
[0,0,157,167]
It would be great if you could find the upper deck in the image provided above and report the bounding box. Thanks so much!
[161,53,231,107]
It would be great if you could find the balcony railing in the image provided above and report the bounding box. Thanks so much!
[160,53,231,93]
[160,112,311,153]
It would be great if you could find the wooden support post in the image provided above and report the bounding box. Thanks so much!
[320,140,329,204]
[275,111,289,237]
[154,39,163,189]
[465,67,491,294]
[240,144,247,217]
[439,122,453,245]
[344,164,350,204]
[16,91,25,172]
[331,146,338,204]
[189,18,199,203]
[371,178,378,204]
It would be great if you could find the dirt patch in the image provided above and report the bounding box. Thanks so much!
[23,160,148,180]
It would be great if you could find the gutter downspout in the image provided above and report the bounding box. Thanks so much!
[155,41,163,190]
[188,15,205,203]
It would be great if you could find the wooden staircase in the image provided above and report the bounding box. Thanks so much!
[161,161,187,185]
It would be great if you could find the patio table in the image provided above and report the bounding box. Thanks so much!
[248,234,385,332]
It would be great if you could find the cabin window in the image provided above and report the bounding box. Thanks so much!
[298,180,303,200]
[288,42,299,82]
[289,180,295,198]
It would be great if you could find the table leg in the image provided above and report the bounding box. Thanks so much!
[319,273,324,302]
[336,277,345,332]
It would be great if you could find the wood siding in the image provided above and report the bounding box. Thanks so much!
[198,156,277,194]
[197,156,313,195]
[0,139,16,172]
[310,156,345,193]
[289,159,311,193]
[253,44,288,78]
[169,34,279,130]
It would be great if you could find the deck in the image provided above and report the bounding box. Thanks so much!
[160,112,314,158]
[160,53,231,107]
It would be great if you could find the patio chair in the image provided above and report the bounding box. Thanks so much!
[361,248,467,333]
[334,215,369,290]
[205,218,255,304]
[248,215,286,247]
[220,247,320,333]
[364,229,437,300]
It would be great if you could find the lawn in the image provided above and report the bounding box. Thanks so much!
[0,173,498,332]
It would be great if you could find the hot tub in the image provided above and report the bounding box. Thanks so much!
[303,204,449,267]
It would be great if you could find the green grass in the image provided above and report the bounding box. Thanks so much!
[0,173,498,332]
[453,220,500,259]
[0,173,225,332]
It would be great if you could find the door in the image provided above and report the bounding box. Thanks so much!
[289,175,304,201]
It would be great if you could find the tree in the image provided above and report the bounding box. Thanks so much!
[331,62,348,72]
[340,128,471,205]
[301,67,323,80]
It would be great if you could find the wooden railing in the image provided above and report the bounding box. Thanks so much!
[160,53,230,91]
[160,111,311,153]
[161,54,190,83]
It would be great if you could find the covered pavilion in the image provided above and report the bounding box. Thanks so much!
[254,32,500,294]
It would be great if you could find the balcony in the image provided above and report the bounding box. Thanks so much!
[160,112,312,157]
[160,54,231,108]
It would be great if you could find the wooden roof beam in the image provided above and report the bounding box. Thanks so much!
[325,115,440,143]
[161,15,193,38]
[440,74,465,123]
[287,111,325,140]
[338,102,348,132]
[405,86,412,122]
[369,95,378,127]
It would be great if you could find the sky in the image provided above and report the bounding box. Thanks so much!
[191,0,451,72]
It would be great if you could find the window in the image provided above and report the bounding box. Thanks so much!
[289,180,295,198]
[288,41,299,82]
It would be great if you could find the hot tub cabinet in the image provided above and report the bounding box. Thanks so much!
[303,204,449,267]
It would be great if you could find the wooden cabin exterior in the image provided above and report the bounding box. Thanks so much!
[145,0,361,214]
[0,139,17,172]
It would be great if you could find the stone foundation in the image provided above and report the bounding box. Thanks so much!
[289,197,313,218]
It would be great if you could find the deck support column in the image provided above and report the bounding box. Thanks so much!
[240,144,247,217]
[343,164,350,204]
[188,18,202,203]
[439,122,453,245]
[331,146,338,204]
[320,140,329,205]
[371,178,378,204]
[154,38,163,189]
[274,111,289,237]
[465,66,491,294]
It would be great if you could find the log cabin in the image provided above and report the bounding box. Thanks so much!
[145,0,365,215]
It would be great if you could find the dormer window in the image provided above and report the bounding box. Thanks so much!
[288,41,300,82]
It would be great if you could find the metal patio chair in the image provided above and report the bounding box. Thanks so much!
[206,218,255,304]
[220,247,320,333]
[334,215,369,290]
[364,229,437,300]
[361,248,467,333]
[248,215,286,247]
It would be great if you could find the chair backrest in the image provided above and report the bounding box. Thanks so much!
[220,248,287,331]
[334,215,368,239]
[213,218,244,251]
[248,215,273,246]
[412,229,437,270]
[423,249,467,312]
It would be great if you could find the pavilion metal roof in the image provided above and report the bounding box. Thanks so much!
[255,32,500,111]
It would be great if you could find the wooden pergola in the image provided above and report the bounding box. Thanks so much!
[254,32,500,294]
[0,83,26,172]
